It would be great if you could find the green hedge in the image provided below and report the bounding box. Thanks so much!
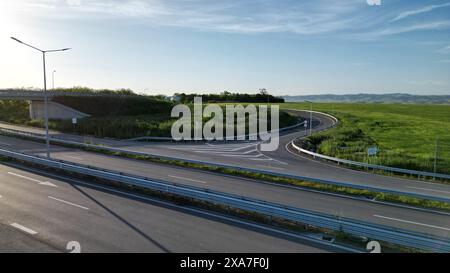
[52,96,173,117]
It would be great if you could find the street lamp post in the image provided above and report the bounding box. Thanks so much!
[11,37,71,158]
[305,100,313,136]
[434,137,439,180]
[52,70,56,90]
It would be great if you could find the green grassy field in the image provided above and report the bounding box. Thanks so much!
[280,103,450,175]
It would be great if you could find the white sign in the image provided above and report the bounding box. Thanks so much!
[368,147,378,156]
[72,118,77,124]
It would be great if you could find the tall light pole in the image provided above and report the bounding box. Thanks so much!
[305,100,313,136]
[434,137,439,180]
[11,37,71,158]
[52,70,56,90]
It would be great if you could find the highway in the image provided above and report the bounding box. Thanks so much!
[1,111,450,200]
[0,133,449,239]
[113,112,450,200]
[0,163,334,253]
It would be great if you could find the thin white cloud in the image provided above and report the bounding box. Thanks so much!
[437,45,450,54]
[12,0,373,34]
[356,21,450,39]
[391,2,450,22]
[9,0,450,39]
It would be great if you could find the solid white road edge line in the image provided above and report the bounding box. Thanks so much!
[63,155,84,160]
[255,165,286,170]
[406,186,450,195]
[373,215,450,231]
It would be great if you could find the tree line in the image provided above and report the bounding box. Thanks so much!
[174,90,285,103]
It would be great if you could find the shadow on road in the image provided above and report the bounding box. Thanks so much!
[69,183,171,253]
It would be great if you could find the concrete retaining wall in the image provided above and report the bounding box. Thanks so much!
[29,100,90,120]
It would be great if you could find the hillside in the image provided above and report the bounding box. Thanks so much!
[283,93,450,104]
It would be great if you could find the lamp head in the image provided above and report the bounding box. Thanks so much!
[11,37,23,43]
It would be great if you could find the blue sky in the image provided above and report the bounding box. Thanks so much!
[0,0,449,96]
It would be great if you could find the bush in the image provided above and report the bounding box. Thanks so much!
[52,96,173,117]
[34,109,298,139]
[0,100,29,123]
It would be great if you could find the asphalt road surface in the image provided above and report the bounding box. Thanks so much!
[0,134,449,238]
[0,163,336,253]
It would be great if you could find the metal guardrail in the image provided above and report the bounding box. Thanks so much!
[291,142,450,181]
[283,108,339,125]
[0,147,449,252]
[127,115,306,142]
[1,126,450,203]
[0,90,132,99]
[126,136,176,141]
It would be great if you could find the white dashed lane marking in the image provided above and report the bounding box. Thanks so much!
[7,172,57,187]
[48,196,90,210]
[10,223,38,235]
[7,172,44,183]
[168,175,207,184]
